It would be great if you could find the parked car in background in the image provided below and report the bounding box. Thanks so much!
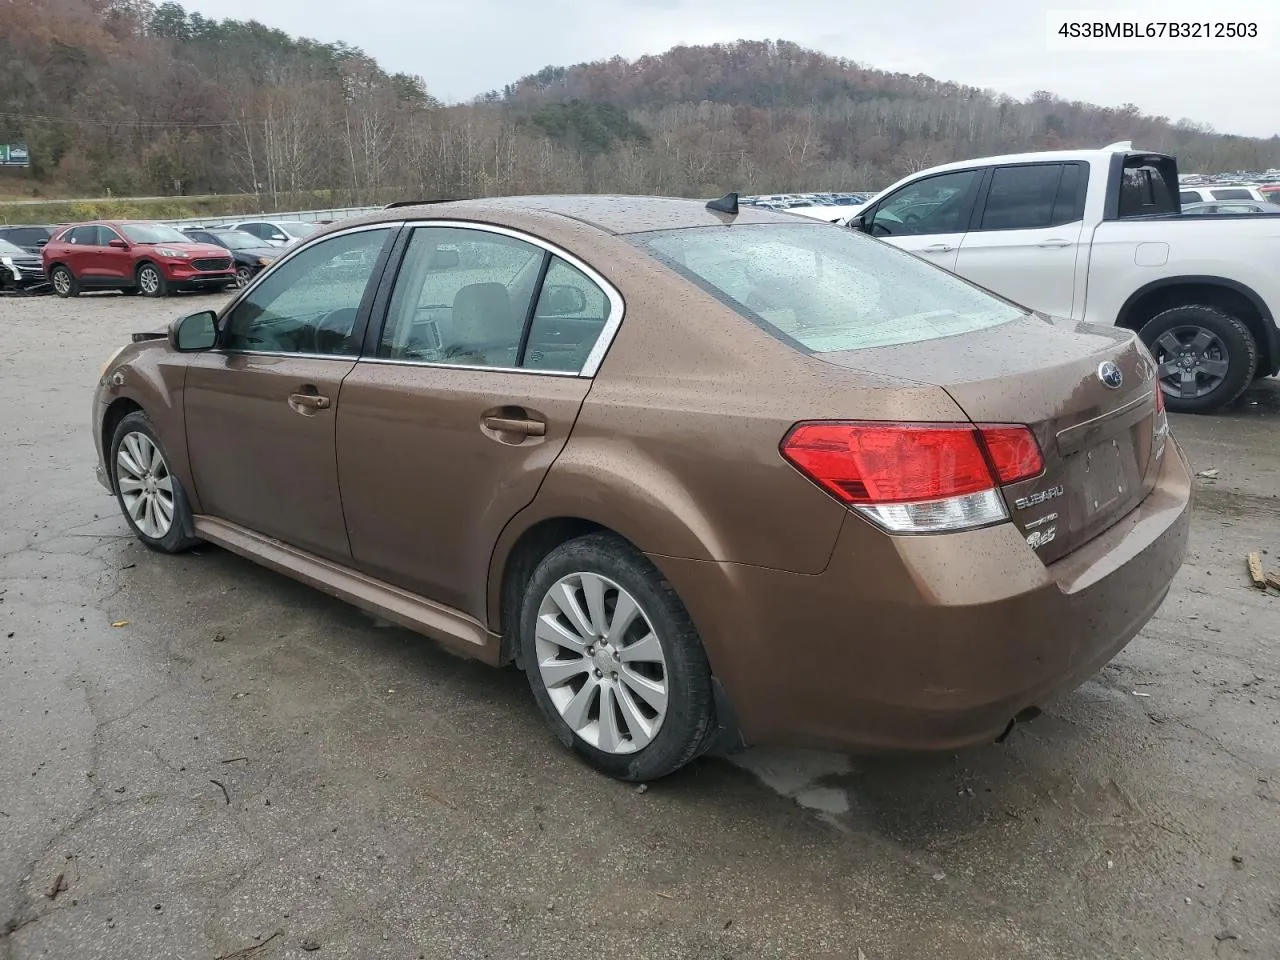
[42,221,237,298]
[846,142,1280,413]
[0,237,46,291]
[181,227,279,287]
[92,195,1190,781]
[0,224,54,255]
[1178,184,1269,204]
[226,219,319,247]
[1181,200,1280,216]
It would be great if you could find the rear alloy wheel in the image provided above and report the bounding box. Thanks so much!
[110,411,200,553]
[137,263,167,298]
[1140,305,1257,414]
[519,533,716,781]
[50,266,78,298]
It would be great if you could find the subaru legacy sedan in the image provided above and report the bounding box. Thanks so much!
[91,196,1192,781]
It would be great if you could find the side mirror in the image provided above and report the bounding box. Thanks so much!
[852,211,872,233]
[540,284,587,316]
[36,238,48,247]
[170,310,217,352]
[108,239,128,249]
[271,233,288,243]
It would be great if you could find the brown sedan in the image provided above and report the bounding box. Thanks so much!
[91,195,1192,781]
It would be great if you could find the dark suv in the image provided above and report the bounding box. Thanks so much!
[0,224,54,255]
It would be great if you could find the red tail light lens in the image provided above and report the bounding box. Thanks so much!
[975,426,1045,486]
[781,421,1044,534]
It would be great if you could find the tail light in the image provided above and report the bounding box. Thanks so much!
[781,421,1044,534]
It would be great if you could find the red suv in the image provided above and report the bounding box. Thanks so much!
[43,221,237,298]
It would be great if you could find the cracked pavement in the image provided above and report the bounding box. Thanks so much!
[2,292,1279,959]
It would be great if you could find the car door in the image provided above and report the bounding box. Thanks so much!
[952,162,1087,318]
[97,225,133,285]
[182,225,397,562]
[859,168,983,269]
[336,224,616,619]
[61,225,102,280]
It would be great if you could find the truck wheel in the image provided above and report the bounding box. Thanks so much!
[1139,305,1257,414]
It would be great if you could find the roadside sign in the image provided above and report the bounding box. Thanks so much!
[0,144,31,167]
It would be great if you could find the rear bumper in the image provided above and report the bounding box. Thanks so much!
[654,438,1193,753]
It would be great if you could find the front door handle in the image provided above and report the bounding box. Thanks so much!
[483,415,546,437]
[288,392,331,415]
[922,243,954,252]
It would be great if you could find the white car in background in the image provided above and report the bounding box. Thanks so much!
[1177,184,1270,205]
[226,219,320,247]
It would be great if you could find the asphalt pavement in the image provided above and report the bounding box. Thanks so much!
[2,292,1279,960]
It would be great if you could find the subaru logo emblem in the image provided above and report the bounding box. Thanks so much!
[1097,361,1123,389]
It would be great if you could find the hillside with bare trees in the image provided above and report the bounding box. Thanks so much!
[2,0,1278,209]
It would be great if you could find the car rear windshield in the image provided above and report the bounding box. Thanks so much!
[631,223,1025,352]
[120,223,189,244]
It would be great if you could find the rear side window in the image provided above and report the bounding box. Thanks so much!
[1179,190,1202,204]
[978,163,1086,231]
[67,226,99,244]
[1117,157,1179,217]
[632,223,1024,353]
[1211,188,1253,201]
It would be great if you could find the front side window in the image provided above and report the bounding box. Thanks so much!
[632,223,1024,353]
[867,169,980,237]
[378,227,545,368]
[221,228,392,356]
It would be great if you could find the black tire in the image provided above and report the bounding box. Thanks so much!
[1139,304,1258,414]
[235,265,254,288]
[136,262,168,298]
[49,265,78,298]
[109,411,201,553]
[518,532,716,782]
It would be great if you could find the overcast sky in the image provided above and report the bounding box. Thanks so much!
[182,0,1279,138]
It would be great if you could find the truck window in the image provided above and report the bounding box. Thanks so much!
[865,169,980,237]
[979,165,1060,230]
[1117,156,1178,218]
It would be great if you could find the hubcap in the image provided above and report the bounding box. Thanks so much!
[236,267,252,287]
[115,432,175,539]
[1152,326,1230,400]
[53,271,70,294]
[140,268,159,294]
[534,572,668,754]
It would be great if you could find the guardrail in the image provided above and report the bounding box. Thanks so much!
[157,206,382,228]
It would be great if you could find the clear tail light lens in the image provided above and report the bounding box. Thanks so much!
[781,421,1044,534]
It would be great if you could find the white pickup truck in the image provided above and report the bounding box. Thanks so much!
[844,142,1280,413]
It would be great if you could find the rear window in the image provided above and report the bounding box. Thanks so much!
[631,224,1025,353]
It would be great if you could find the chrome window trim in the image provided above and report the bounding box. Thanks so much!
[215,349,358,362]
[387,219,626,379]
[356,356,580,378]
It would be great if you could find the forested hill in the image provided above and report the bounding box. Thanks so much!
[3,0,1278,207]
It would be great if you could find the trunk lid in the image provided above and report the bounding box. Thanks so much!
[819,314,1165,562]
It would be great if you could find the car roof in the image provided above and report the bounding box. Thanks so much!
[361,195,802,236]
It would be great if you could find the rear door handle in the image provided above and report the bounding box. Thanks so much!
[922,243,954,252]
[288,392,331,414]
[483,416,546,437]
[1037,239,1073,248]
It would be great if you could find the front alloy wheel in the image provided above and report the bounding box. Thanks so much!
[235,265,254,288]
[535,572,669,754]
[115,431,176,539]
[137,263,165,297]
